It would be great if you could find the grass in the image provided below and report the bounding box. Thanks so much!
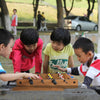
[6,0,98,23]
[7,2,57,22]
[5,0,33,4]
[5,0,98,10]
[33,0,98,10]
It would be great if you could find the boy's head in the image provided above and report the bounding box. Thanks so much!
[20,28,39,54]
[73,37,94,64]
[13,9,17,14]
[0,29,14,58]
[50,28,70,51]
[38,11,40,14]
[42,12,44,14]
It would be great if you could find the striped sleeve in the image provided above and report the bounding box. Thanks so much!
[67,67,80,75]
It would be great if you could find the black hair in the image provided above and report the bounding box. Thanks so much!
[13,9,17,12]
[42,12,44,14]
[50,28,71,46]
[20,28,39,45]
[38,11,40,14]
[73,37,94,54]
[0,29,14,47]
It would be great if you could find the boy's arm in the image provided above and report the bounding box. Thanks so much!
[0,73,39,81]
[43,55,49,73]
[71,68,93,88]
[35,40,43,73]
[16,15,18,26]
[81,76,93,88]
[68,56,74,68]
[53,65,80,75]
[81,66,100,88]
[10,50,22,73]
[70,67,80,75]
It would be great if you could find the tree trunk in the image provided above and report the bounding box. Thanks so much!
[63,0,74,17]
[0,5,2,27]
[97,0,100,53]
[33,0,39,27]
[56,0,64,28]
[87,0,95,19]
[0,0,11,31]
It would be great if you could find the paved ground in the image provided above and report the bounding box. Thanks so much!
[39,33,98,48]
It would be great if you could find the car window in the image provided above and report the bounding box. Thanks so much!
[79,17,91,22]
[65,16,77,19]
[84,17,91,22]
[79,17,85,21]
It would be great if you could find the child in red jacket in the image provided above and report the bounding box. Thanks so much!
[11,9,18,36]
[10,28,43,73]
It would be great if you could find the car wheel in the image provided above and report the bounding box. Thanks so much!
[94,25,98,31]
[76,25,81,31]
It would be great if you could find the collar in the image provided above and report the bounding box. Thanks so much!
[82,53,97,72]
[91,53,98,64]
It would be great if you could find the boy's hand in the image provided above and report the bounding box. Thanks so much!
[53,65,67,72]
[23,73,39,79]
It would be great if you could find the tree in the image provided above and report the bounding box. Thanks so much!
[56,0,64,28]
[0,0,11,31]
[87,0,96,19]
[97,0,100,53]
[33,0,40,27]
[63,0,74,17]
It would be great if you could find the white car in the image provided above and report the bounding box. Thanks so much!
[64,16,98,31]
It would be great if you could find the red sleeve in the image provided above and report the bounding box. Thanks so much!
[35,38,43,73]
[10,50,22,73]
[9,39,23,73]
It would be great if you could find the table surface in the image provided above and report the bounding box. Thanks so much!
[0,86,100,100]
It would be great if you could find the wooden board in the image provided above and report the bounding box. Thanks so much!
[17,79,78,87]
[12,87,65,91]
[13,73,78,91]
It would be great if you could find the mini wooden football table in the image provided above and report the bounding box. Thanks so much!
[12,73,78,91]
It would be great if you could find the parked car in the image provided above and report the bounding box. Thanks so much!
[64,16,98,31]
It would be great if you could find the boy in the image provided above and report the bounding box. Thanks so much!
[0,29,39,81]
[54,37,100,88]
[11,9,18,36]
[43,28,74,73]
[10,28,43,73]
[37,11,42,31]
[41,12,45,21]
